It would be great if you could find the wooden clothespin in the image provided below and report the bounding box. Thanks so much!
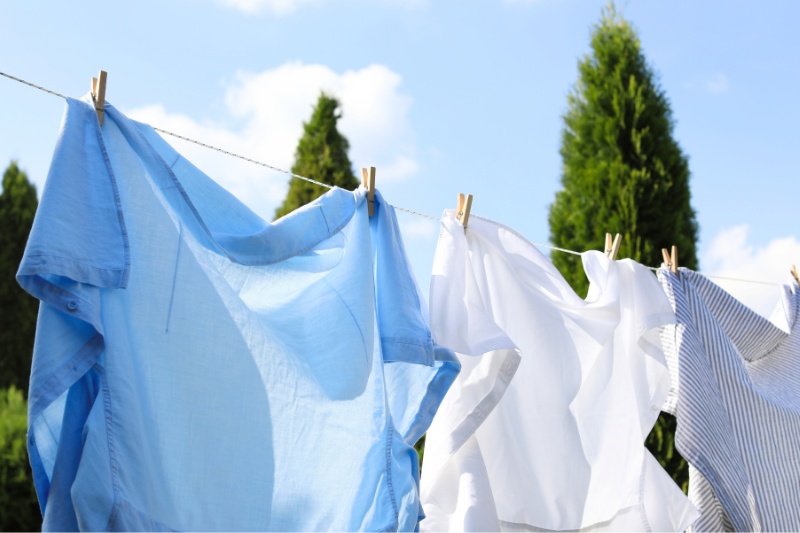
[456,193,473,231]
[91,70,107,126]
[791,264,799,286]
[604,233,622,260]
[661,245,679,274]
[360,167,376,216]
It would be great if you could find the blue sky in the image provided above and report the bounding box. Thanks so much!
[1,1,799,317]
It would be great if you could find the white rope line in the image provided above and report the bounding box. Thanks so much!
[0,71,68,100]
[152,127,334,190]
[528,242,582,256]
[154,127,444,224]
[703,274,781,286]
[1,70,789,288]
[644,266,788,286]
[392,205,440,221]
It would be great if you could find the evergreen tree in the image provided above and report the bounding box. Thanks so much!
[0,162,39,395]
[548,5,698,491]
[274,93,359,220]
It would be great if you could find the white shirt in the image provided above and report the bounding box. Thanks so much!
[421,211,698,531]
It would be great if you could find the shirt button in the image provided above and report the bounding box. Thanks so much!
[66,300,78,311]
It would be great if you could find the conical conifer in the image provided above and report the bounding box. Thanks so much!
[274,93,359,220]
[0,162,39,395]
[548,5,699,490]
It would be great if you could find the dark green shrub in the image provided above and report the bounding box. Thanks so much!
[0,386,41,531]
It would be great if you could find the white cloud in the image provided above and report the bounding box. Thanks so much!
[214,0,320,15]
[126,62,418,221]
[126,103,290,219]
[706,72,729,94]
[683,72,729,95]
[701,225,800,318]
[214,0,424,15]
[379,155,419,181]
[397,215,439,241]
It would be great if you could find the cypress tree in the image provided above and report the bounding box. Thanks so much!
[274,93,359,220]
[548,5,699,490]
[0,162,39,395]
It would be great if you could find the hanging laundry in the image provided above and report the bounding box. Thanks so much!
[420,210,698,532]
[658,268,800,531]
[17,96,459,531]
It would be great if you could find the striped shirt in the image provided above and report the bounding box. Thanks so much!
[658,268,800,531]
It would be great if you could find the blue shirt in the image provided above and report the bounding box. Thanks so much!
[18,96,459,531]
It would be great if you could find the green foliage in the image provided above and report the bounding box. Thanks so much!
[274,93,359,220]
[0,386,41,531]
[414,434,426,469]
[648,412,689,493]
[0,162,39,395]
[548,5,698,491]
[549,4,699,295]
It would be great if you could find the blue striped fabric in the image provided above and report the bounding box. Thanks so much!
[658,268,800,532]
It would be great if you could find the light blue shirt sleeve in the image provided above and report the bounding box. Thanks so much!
[371,192,460,445]
[16,97,124,526]
[18,97,129,292]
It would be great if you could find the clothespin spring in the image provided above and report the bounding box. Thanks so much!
[661,245,679,275]
[604,233,622,260]
[456,193,473,232]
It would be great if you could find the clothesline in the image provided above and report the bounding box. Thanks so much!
[0,69,786,288]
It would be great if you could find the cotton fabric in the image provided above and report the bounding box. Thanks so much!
[18,96,459,531]
[659,268,800,531]
[420,211,698,532]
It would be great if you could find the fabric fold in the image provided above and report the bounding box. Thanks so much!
[19,95,458,532]
[421,211,697,532]
[659,268,800,531]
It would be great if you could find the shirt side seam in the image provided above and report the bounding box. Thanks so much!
[92,106,130,287]
[96,364,123,533]
[384,421,399,527]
